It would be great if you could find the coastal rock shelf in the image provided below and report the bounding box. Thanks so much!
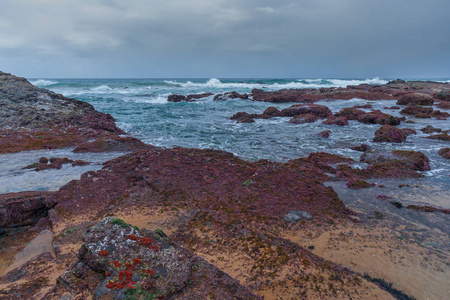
[0,71,148,154]
[0,72,449,299]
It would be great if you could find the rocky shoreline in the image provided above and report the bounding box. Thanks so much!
[0,72,449,299]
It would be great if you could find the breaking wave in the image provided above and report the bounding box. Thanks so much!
[30,79,59,87]
[164,77,388,90]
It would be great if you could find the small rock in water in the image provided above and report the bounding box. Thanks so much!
[284,210,313,223]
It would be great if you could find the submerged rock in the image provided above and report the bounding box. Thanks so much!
[319,130,331,138]
[72,136,150,153]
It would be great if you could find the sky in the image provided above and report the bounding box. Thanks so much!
[0,0,449,78]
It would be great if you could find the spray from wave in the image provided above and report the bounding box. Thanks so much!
[164,77,388,90]
[30,79,59,87]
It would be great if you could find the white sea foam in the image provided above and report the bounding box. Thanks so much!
[91,85,113,92]
[164,77,388,91]
[122,94,169,104]
[30,79,58,86]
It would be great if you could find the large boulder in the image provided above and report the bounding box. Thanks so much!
[397,93,434,106]
[400,106,433,117]
[57,217,260,299]
[335,107,365,120]
[322,116,348,126]
[373,125,407,143]
[280,103,332,118]
[357,110,401,125]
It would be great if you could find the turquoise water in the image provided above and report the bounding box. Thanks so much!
[31,78,450,166]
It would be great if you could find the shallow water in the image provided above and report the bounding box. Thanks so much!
[0,148,127,194]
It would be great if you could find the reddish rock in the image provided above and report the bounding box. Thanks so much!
[280,103,332,118]
[49,148,351,229]
[357,110,401,126]
[230,112,257,123]
[430,110,450,119]
[24,157,91,171]
[307,152,354,164]
[345,179,375,189]
[367,161,423,178]
[251,87,395,103]
[319,130,331,138]
[322,116,348,126]
[397,93,434,106]
[354,104,373,109]
[0,191,53,228]
[438,148,450,158]
[400,106,433,116]
[373,125,407,143]
[335,107,365,120]
[425,133,450,141]
[435,89,450,101]
[167,94,186,102]
[420,125,442,133]
[0,72,125,153]
[349,144,370,152]
[392,150,430,171]
[384,106,400,110]
[288,114,318,124]
[56,218,261,299]
[262,106,281,117]
[401,128,417,136]
[436,101,450,109]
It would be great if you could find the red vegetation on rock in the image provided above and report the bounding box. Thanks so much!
[357,110,401,126]
[322,116,348,126]
[280,103,332,118]
[319,130,331,138]
[98,250,109,256]
[373,125,407,143]
[397,93,434,106]
[288,114,318,124]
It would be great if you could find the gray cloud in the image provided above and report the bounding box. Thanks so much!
[0,0,449,78]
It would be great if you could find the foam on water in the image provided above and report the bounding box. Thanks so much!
[30,79,59,86]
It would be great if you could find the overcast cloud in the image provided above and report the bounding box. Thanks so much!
[0,0,449,78]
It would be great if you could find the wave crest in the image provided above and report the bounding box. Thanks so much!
[30,79,59,86]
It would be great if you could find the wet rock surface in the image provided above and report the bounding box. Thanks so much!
[373,125,408,143]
